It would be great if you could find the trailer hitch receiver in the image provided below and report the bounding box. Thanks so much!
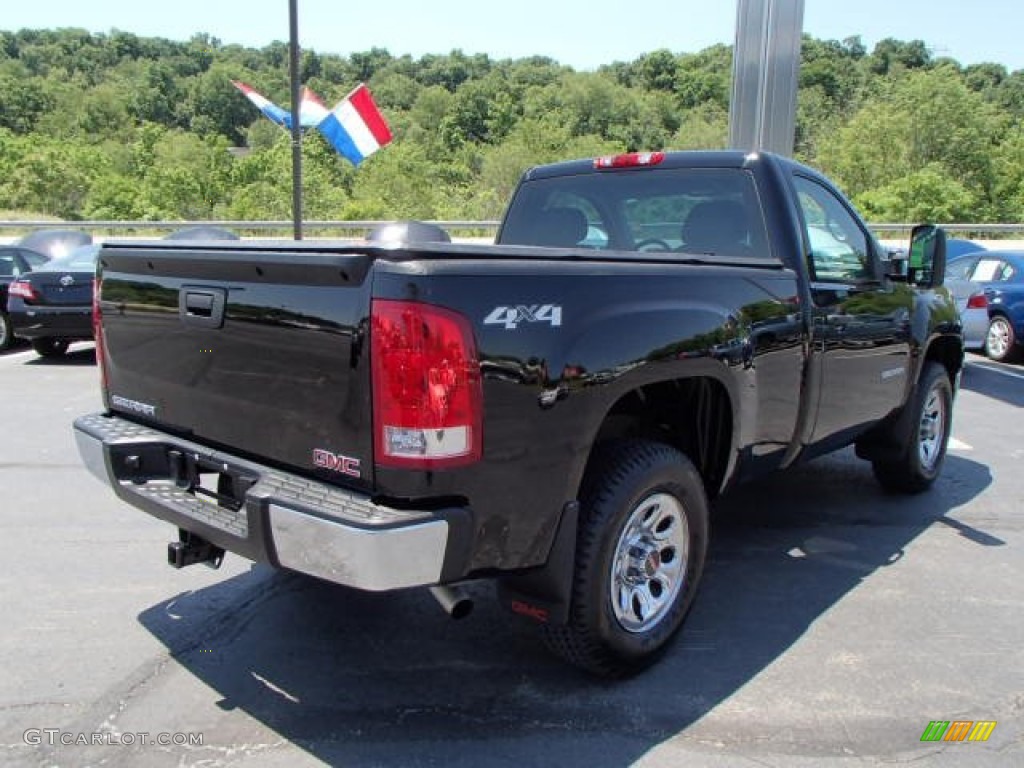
[168,529,225,569]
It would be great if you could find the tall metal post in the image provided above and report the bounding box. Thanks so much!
[288,0,303,240]
[729,0,804,156]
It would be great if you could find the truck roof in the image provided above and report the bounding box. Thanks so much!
[521,149,816,182]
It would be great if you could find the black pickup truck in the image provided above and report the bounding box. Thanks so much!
[74,150,962,676]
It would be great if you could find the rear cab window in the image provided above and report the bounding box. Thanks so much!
[499,168,771,260]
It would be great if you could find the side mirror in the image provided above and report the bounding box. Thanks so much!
[907,224,947,288]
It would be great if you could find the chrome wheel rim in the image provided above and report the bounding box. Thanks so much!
[609,492,688,634]
[918,385,947,471]
[986,318,1010,359]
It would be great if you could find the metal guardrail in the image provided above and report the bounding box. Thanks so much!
[870,223,1024,235]
[1,220,1022,237]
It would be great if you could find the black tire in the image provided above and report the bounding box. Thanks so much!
[542,440,709,677]
[32,338,70,358]
[872,362,953,494]
[984,314,1021,363]
[0,311,12,352]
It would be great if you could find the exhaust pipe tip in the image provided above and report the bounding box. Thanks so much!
[429,585,473,620]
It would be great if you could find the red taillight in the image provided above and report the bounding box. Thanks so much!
[8,280,39,301]
[371,300,482,469]
[594,151,665,169]
[966,293,988,309]
[93,273,109,393]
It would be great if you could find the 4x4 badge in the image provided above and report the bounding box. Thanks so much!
[484,304,562,330]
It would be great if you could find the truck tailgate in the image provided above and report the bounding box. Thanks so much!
[97,243,376,490]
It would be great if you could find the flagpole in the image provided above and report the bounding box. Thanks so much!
[288,0,303,240]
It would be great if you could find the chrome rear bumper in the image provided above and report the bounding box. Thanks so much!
[74,413,456,591]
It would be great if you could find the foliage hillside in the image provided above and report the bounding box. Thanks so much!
[1,28,1023,223]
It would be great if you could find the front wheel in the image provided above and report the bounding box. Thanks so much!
[984,315,1020,363]
[32,338,70,358]
[872,362,953,494]
[542,440,709,677]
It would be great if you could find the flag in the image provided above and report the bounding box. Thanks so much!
[315,84,393,166]
[231,80,290,128]
[231,79,393,166]
[298,86,331,127]
[232,80,323,129]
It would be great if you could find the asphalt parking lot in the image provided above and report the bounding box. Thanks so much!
[1,342,1021,768]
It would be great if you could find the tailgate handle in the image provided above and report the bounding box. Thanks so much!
[179,286,226,329]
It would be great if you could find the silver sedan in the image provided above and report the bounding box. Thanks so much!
[944,275,989,350]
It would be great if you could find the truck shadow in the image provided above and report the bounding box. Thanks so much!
[961,359,1024,408]
[137,449,994,766]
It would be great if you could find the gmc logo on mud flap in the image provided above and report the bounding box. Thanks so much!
[312,449,361,478]
[511,600,549,623]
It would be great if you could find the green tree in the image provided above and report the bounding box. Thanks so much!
[819,68,1001,217]
[674,44,731,110]
[867,38,930,75]
[672,103,728,149]
[474,116,620,218]
[638,49,678,92]
[3,136,102,217]
[854,164,977,222]
[0,75,56,133]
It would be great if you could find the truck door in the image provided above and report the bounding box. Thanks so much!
[792,175,913,445]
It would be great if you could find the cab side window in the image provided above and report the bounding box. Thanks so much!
[793,176,871,282]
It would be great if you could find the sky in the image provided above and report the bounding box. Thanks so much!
[4,0,1023,73]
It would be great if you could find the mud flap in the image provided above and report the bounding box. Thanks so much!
[497,501,579,625]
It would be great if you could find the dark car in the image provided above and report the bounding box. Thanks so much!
[947,250,1024,362]
[0,246,51,350]
[7,243,99,357]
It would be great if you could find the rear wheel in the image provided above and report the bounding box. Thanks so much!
[872,362,952,493]
[542,440,708,677]
[32,338,70,358]
[984,315,1020,363]
[0,311,12,351]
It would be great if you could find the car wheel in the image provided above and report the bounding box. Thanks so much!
[542,440,708,677]
[984,315,1020,363]
[31,338,70,358]
[0,311,13,351]
[872,362,953,494]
